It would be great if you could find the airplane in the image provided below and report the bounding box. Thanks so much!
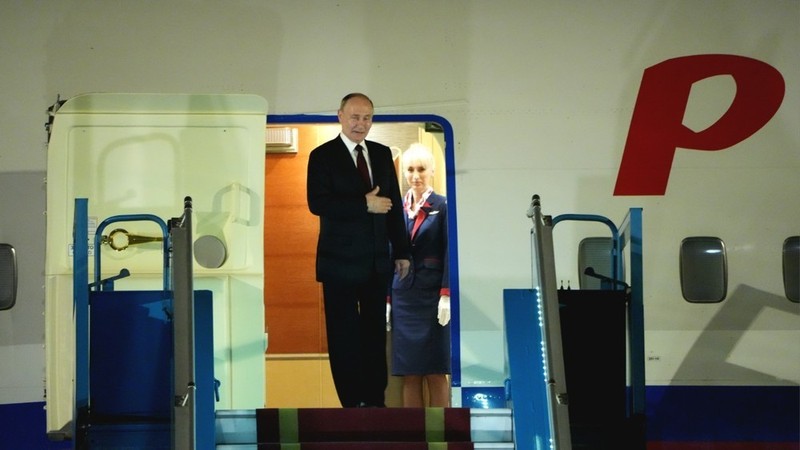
[0,1,797,449]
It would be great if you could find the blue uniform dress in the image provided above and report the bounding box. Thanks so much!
[391,191,451,375]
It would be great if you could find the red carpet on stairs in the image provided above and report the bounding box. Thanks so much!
[257,444,474,449]
[256,407,474,449]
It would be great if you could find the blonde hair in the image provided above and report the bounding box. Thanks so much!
[402,143,435,172]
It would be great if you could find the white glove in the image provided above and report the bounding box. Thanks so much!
[386,301,392,331]
[437,295,451,326]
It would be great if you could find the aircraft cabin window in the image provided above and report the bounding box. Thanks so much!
[783,236,799,303]
[0,243,17,310]
[680,237,727,303]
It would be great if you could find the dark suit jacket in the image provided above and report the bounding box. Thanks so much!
[307,135,410,285]
[392,192,449,292]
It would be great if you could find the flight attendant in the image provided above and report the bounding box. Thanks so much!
[391,143,451,407]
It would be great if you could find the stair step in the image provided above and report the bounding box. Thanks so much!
[217,444,514,450]
[229,443,476,449]
[257,407,471,443]
[215,408,513,446]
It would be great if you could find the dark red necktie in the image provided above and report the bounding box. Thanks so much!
[355,144,371,188]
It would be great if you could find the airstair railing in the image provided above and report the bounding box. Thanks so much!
[527,194,573,449]
[551,213,622,289]
[551,208,645,434]
[73,197,205,449]
[92,214,170,292]
[171,196,196,450]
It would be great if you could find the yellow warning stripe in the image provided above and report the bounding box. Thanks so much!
[425,407,445,442]
[279,408,298,443]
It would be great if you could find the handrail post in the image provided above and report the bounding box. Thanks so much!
[527,195,573,450]
[172,196,196,450]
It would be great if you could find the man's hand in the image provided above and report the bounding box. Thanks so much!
[366,186,392,213]
[394,259,410,280]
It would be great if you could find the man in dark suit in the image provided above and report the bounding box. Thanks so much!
[307,93,410,407]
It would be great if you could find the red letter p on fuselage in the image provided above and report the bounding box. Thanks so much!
[614,55,785,196]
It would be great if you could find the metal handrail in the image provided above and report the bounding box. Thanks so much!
[92,214,170,291]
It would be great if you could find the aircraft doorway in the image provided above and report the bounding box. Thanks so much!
[262,114,459,408]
